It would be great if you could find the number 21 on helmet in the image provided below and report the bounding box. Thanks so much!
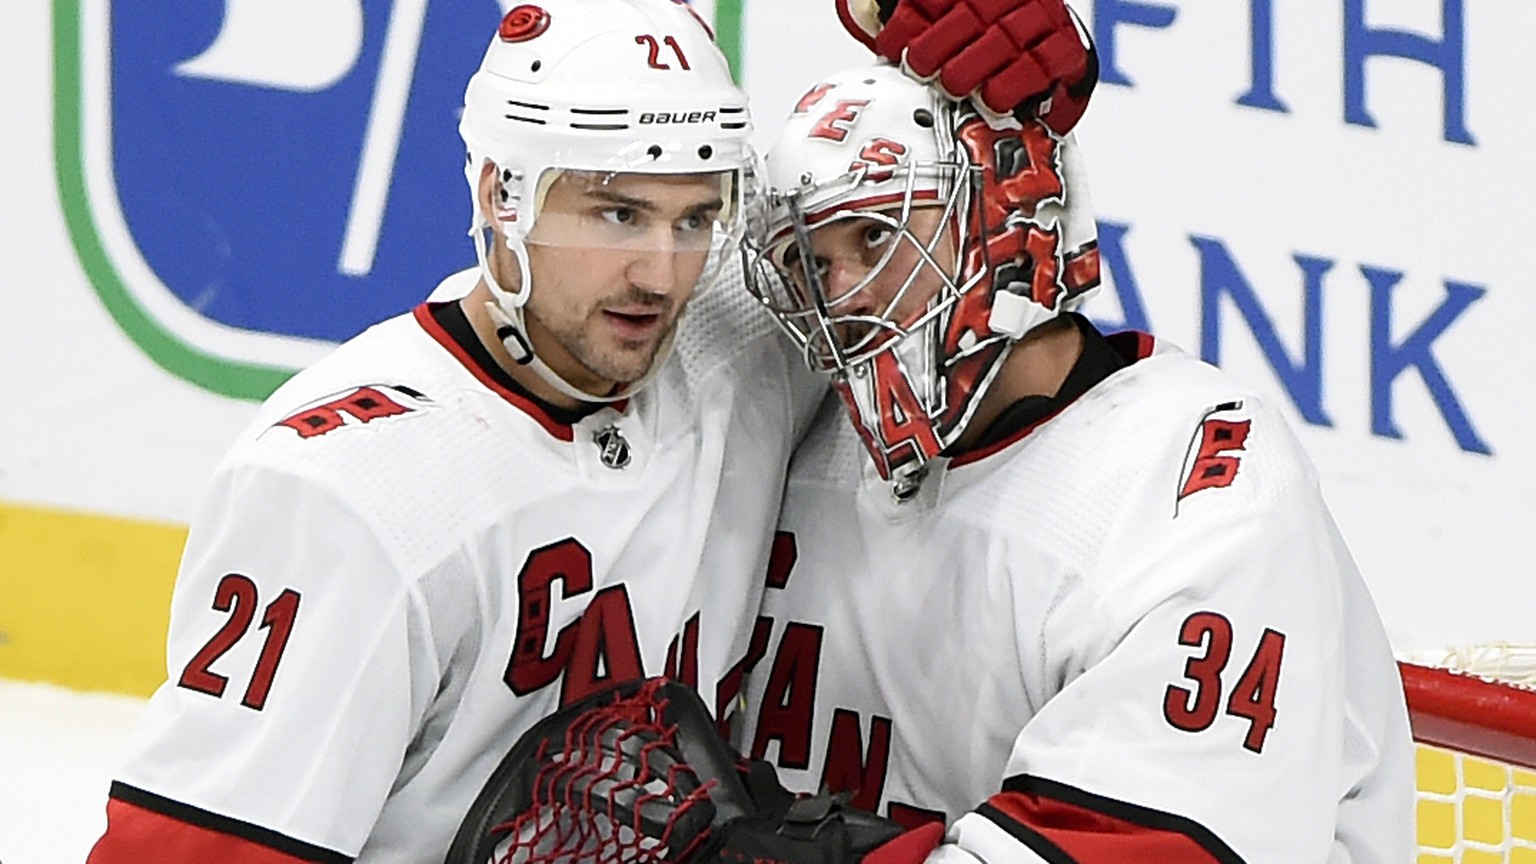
[459,0,761,401]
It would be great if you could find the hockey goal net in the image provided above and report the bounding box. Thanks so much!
[1403,645,1536,863]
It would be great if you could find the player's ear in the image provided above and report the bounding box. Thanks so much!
[476,161,502,230]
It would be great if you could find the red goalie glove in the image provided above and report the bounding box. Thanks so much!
[836,0,1097,135]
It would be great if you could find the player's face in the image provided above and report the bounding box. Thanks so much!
[517,170,726,393]
[783,206,952,353]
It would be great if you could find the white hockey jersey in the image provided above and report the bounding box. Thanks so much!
[737,335,1414,864]
[88,268,823,863]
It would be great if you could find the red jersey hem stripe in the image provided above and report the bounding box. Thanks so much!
[983,775,1244,864]
[87,781,351,864]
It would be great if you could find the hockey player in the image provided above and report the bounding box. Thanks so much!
[85,2,1097,862]
[737,64,1415,864]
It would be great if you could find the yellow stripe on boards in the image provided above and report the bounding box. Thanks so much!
[0,500,184,696]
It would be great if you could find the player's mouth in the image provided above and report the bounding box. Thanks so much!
[602,307,668,341]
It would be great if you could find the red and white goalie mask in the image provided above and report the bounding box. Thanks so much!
[743,63,1102,482]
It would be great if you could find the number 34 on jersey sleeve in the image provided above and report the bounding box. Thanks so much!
[936,495,1411,864]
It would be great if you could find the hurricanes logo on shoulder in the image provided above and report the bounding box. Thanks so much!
[1175,401,1250,512]
[272,384,431,439]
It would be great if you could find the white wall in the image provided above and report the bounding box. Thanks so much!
[3,0,1531,661]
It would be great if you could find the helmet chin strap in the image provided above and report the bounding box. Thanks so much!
[471,221,673,405]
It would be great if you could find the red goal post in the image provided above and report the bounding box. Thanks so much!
[1400,650,1536,862]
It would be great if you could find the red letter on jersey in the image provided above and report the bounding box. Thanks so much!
[178,574,302,712]
[819,708,892,812]
[560,584,645,705]
[766,531,797,590]
[664,611,701,688]
[1164,612,1286,754]
[750,623,824,769]
[506,539,593,695]
[178,574,259,699]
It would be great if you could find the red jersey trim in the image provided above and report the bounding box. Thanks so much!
[87,782,351,864]
[1105,329,1156,363]
[861,823,945,864]
[412,302,575,442]
[980,775,1244,864]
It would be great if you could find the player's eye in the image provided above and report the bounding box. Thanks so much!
[862,224,894,251]
[600,207,637,227]
[675,212,712,236]
[784,254,829,294]
[780,244,801,270]
[810,257,831,283]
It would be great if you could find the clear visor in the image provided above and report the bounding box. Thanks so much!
[520,168,747,294]
[525,169,739,251]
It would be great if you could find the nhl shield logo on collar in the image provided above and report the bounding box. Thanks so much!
[593,424,632,470]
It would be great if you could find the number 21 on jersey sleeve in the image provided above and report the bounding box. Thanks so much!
[177,573,302,712]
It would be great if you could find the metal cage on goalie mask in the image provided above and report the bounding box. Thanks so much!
[457,0,759,402]
[743,63,1101,482]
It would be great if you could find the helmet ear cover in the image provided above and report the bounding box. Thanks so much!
[457,0,758,402]
[743,63,1102,481]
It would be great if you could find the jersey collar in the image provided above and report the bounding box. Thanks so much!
[950,316,1153,467]
[414,301,615,441]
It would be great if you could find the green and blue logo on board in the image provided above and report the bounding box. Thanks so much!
[54,0,743,400]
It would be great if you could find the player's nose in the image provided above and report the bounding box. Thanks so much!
[626,244,686,296]
[822,258,875,313]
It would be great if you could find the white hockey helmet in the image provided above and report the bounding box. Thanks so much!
[744,63,1101,484]
[459,0,757,402]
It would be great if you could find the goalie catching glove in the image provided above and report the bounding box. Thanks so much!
[444,678,904,864]
[836,0,1098,134]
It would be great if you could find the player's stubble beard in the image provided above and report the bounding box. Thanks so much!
[489,234,693,396]
[524,285,686,393]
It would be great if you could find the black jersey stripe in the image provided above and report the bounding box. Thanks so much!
[108,781,353,864]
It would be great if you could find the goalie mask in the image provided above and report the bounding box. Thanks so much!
[460,0,758,402]
[743,63,1101,483]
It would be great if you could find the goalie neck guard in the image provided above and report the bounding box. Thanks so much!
[743,63,1101,484]
[459,0,758,403]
